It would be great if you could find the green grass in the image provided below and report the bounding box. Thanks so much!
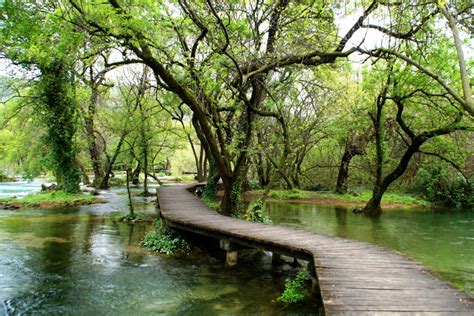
[268,189,307,200]
[317,191,428,206]
[202,196,221,210]
[1,190,97,206]
[258,189,428,207]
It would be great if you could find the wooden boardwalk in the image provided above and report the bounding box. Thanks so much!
[157,185,473,315]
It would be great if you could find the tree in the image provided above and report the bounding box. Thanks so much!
[37,61,81,192]
[1,1,84,192]
[335,131,368,194]
[360,62,472,216]
[67,0,378,215]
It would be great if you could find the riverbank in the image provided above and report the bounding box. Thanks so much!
[0,190,106,209]
[242,189,430,209]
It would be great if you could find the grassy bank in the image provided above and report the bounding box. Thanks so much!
[0,190,105,209]
[245,189,429,209]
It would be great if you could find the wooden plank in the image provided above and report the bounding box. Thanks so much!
[158,185,473,315]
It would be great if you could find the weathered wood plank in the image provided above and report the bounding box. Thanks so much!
[157,184,473,315]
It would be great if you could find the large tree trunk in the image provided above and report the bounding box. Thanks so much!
[220,176,245,216]
[255,153,271,187]
[363,71,391,216]
[220,157,250,216]
[196,146,207,182]
[202,156,219,200]
[99,133,126,189]
[336,143,365,194]
[363,145,419,216]
[362,94,464,216]
[131,162,141,185]
[39,61,81,193]
[76,159,91,185]
[336,150,353,194]
[84,86,105,188]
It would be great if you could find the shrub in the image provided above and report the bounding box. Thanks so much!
[277,270,311,304]
[141,220,190,255]
[108,177,126,187]
[268,189,304,200]
[413,166,473,207]
[202,196,220,211]
[243,198,271,224]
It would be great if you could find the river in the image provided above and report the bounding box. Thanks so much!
[1,183,472,314]
[0,184,315,315]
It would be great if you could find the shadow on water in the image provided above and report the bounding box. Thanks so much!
[0,187,320,315]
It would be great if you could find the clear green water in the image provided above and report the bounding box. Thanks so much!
[0,188,315,315]
[266,202,474,295]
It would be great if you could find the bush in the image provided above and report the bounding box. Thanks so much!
[0,172,16,182]
[108,177,126,187]
[202,196,220,211]
[243,198,271,224]
[141,220,190,255]
[277,270,311,304]
[268,189,304,200]
[304,183,326,192]
[413,166,473,207]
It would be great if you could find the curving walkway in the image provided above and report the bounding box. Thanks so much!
[157,184,473,315]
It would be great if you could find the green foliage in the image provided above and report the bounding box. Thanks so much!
[108,177,126,187]
[120,213,154,223]
[37,62,81,193]
[1,190,95,205]
[229,181,245,216]
[269,189,305,200]
[202,196,220,211]
[277,270,311,304]
[141,220,191,255]
[413,166,473,207]
[333,191,428,206]
[0,172,15,182]
[202,157,219,201]
[243,198,271,224]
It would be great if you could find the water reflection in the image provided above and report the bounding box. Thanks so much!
[266,202,474,295]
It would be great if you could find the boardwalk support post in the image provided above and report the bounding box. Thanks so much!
[226,250,238,267]
[220,239,238,267]
[307,261,319,292]
[272,252,281,265]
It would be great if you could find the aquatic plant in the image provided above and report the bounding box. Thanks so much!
[277,270,311,304]
[141,220,190,255]
[242,198,271,224]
